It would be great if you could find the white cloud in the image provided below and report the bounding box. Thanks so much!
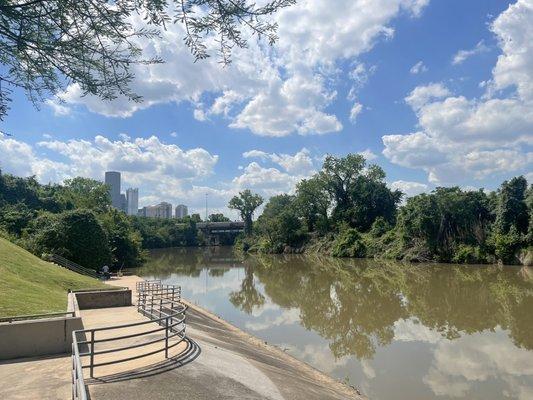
[490,0,533,101]
[232,162,301,197]
[0,132,230,214]
[209,90,245,117]
[0,133,70,183]
[229,73,342,137]
[242,148,317,176]
[52,0,429,137]
[45,99,71,116]
[348,63,377,100]
[452,40,490,65]
[383,0,533,185]
[410,61,428,74]
[349,102,364,123]
[404,83,451,110]
[358,148,378,161]
[37,135,218,181]
[193,108,207,121]
[233,148,319,198]
[243,150,270,160]
[389,180,429,196]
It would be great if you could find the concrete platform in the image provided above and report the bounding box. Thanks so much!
[0,354,71,400]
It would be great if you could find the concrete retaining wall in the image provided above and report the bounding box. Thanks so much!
[0,316,84,360]
[0,289,131,360]
[74,289,131,309]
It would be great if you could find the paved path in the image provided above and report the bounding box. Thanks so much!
[0,275,364,400]
[0,354,71,400]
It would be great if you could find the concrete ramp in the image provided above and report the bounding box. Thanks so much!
[88,300,363,400]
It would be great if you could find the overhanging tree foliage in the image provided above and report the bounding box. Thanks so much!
[0,0,295,119]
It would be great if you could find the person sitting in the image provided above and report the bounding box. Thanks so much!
[101,265,110,280]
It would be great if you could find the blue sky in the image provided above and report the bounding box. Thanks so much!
[1,0,531,217]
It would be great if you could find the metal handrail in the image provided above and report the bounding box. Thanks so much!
[0,311,75,323]
[72,340,87,400]
[71,282,186,399]
[51,254,99,279]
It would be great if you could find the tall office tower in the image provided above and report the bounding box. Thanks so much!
[120,194,127,212]
[158,202,173,219]
[175,204,188,219]
[126,188,139,216]
[105,171,122,209]
[140,202,172,219]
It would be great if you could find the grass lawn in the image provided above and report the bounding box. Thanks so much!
[0,237,109,317]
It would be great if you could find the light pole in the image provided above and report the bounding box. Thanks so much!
[205,193,208,222]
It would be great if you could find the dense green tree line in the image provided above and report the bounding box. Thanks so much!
[0,171,217,270]
[239,154,532,265]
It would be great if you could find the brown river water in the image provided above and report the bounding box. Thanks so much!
[135,246,533,400]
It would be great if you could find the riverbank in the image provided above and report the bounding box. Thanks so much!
[238,233,533,266]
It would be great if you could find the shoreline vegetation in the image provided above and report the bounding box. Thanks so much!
[233,154,532,266]
[0,150,531,270]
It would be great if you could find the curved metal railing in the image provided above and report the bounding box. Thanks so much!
[71,282,186,400]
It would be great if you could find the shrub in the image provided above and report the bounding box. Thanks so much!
[490,226,523,265]
[369,216,392,238]
[331,228,366,258]
[31,209,111,270]
[452,244,487,264]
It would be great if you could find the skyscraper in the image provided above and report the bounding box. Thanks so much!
[120,194,127,212]
[175,204,188,219]
[157,202,173,219]
[140,202,173,219]
[126,188,139,216]
[105,171,122,209]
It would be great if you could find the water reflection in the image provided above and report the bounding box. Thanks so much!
[136,247,533,400]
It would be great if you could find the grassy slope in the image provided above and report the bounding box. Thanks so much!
[0,237,109,317]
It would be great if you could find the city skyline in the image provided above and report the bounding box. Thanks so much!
[105,170,192,218]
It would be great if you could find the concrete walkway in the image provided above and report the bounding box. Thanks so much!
[0,354,71,400]
[0,276,364,400]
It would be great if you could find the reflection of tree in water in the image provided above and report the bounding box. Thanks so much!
[136,246,240,278]
[229,266,265,314]
[209,267,230,277]
[245,255,533,360]
[140,248,533,360]
[248,256,407,359]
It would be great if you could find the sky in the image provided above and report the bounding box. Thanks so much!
[0,0,532,218]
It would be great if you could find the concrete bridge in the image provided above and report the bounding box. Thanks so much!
[196,222,245,245]
[196,221,244,233]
